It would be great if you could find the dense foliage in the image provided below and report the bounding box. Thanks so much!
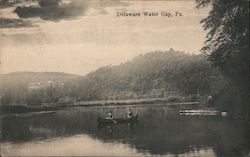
[196,0,249,118]
[73,50,226,101]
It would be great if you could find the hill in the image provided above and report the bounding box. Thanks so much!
[73,49,227,101]
[0,72,80,105]
[0,50,227,106]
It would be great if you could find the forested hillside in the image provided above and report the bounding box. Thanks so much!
[73,49,227,101]
[0,72,79,105]
[0,50,227,105]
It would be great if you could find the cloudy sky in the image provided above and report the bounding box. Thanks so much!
[0,0,210,75]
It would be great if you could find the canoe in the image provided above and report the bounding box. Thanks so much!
[97,114,139,124]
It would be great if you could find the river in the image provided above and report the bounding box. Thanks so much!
[0,105,249,156]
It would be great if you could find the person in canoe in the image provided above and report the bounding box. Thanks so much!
[126,108,137,129]
[105,112,117,124]
[127,108,134,119]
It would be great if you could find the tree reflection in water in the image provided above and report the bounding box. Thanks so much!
[1,106,249,157]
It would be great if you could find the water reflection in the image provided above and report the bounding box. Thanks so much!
[1,106,249,157]
[1,134,151,156]
[97,114,139,134]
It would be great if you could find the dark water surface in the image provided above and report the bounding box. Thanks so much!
[0,105,249,156]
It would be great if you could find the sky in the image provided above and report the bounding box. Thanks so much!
[0,0,210,75]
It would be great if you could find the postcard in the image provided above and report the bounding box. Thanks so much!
[0,0,249,157]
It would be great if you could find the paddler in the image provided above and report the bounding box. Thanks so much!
[127,108,133,119]
[105,112,117,123]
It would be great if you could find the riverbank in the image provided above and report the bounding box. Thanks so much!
[0,98,203,114]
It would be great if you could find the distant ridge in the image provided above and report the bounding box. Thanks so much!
[1,71,80,77]
[0,50,226,105]
[0,71,80,101]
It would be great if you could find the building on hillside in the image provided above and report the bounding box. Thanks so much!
[28,80,64,91]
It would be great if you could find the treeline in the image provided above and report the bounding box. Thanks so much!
[0,50,227,106]
[72,49,227,101]
[0,72,79,105]
[196,0,249,119]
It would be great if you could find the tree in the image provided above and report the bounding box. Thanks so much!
[196,0,249,118]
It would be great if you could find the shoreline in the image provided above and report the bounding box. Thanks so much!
[0,99,203,114]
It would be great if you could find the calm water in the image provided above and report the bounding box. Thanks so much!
[0,105,249,157]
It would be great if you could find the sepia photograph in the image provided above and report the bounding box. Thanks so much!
[0,0,249,156]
